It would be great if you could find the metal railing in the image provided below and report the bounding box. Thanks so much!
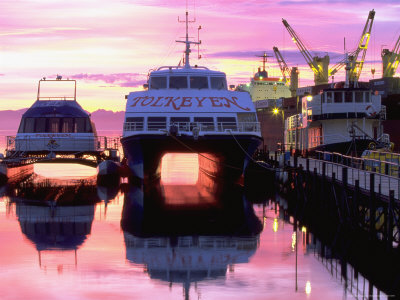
[123,121,261,133]
[287,151,400,200]
[6,135,120,153]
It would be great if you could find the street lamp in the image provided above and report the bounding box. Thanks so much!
[273,107,285,152]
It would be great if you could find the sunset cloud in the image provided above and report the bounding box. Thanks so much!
[0,0,399,112]
[68,73,145,88]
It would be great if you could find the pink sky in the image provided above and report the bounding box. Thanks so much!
[1,0,400,112]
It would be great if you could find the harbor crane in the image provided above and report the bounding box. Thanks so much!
[282,18,329,85]
[282,9,375,85]
[381,35,400,77]
[272,46,298,96]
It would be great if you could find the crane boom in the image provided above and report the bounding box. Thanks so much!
[282,18,329,85]
[349,9,375,82]
[382,35,400,77]
[273,46,291,84]
[329,10,375,81]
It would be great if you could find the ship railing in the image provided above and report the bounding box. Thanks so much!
[123,121,261,133]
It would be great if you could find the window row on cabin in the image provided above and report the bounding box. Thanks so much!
[321,91,372,103]
[125,116,238,131]
[18,117,93,133]
[150,76,227,90]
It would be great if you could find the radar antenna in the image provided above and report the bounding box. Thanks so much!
[176,10,200,68]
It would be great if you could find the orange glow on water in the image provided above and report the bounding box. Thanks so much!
[160,153,199,185]
[34,163,97,179]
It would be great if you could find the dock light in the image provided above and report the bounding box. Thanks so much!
[273,218,278,232]
[306,95,313,101]
[305,281,311,294]
[273,108,279,114]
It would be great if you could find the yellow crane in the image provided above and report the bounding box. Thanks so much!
[282,18,329,85]
[282,9,375,85]
[272,46,298,96]
[382,35,400,77]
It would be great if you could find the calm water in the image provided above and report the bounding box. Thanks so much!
[0,156,386,299]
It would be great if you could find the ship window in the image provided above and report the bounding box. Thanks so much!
[237,112,256,122]
[345,91,353,103]
[365,92,371,102]
[18,119,25,133]
[334,92,343,103]
[148,117,166,131]
[126,117,144,130]
[355,91,364,103]
[75,118,86,133]
[24,118,35,133]
[189,76,208,89]
[171,117,190,131]
[169,76,188,89]
[210,77,227,90]
[217,117,237,131]
[62,118,74,133]
[48,118,60,133]
[150,77,167,89]
[326,92,333,103]
[35,118,46,132]
[194,117,214,131]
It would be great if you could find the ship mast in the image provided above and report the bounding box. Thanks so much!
[176,10,200,68]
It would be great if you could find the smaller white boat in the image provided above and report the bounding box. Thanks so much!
[11,77,99,158]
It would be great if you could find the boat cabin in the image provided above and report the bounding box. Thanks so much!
[13,78,98,155]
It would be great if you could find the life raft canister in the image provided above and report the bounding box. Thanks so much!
[365,105,377,117]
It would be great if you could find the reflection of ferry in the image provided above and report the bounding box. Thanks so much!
[10,77,100,158]
[121,12,262,182]
[121,179,262,297]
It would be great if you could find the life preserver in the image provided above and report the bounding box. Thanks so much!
[365,105,377,117]
[368,142,376,150]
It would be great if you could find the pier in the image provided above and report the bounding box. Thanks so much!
[267,151,400,251]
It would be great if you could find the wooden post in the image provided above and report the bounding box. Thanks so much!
[354,180,360,226]
[387,190,394,250]
[369,173,376,238]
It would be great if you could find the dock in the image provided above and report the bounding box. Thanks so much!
[268,151,400,251]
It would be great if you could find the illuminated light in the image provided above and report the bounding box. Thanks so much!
[301,226,307,233]
[160,153,199,184]
[246,83,250,87]
[273,218,278,232]
[259,76,263,80]
[273,108,279,115]
[291,232,297,251]
[306,95,313,101]
[305,281,311,294]
[34,163,97,178]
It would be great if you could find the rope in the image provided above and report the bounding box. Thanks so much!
[227,130,272,171]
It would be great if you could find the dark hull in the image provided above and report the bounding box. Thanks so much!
[311,139,376,157]
[121,134,262,183]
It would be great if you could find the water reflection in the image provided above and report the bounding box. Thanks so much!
[6,176,100,270]
[121,176,263,298]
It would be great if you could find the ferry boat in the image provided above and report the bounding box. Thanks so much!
[285,57,390,156]
[121,12,262,182]
[236,52,291,104]
[11,77,99,158]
